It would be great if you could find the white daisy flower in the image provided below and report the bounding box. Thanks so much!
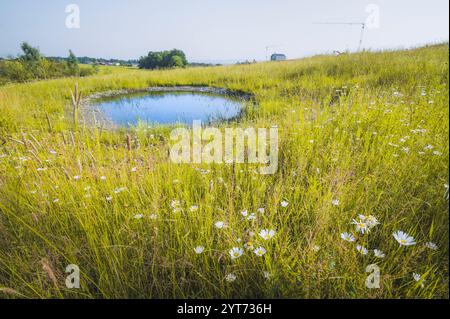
[253,247,267,257]
[194,246,205,254]
[280,201,289,207]
[393,231,416,246]
[356,245,368,255]
[373,249,385,258]
[225,273,237,282]
[413,273,421,282]
[259,229,276,240]
[340,232,356,242]
[331,199,340,206]
[365,215,380,229]
[424,242,438,250]
[229,247,244,260]
[189,205,199,212]
[312,245,321,252]
[214,221,225,229]
[351,219,369,234]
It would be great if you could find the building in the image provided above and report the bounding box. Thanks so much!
[271,53,287,61]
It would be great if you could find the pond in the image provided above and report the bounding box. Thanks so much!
[91,89,246,126]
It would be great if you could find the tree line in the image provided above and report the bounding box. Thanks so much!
[0,42,98,84]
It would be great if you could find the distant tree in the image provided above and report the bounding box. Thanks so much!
[20,42,41,62]
[139,49,187,69]
[67,50,80,76]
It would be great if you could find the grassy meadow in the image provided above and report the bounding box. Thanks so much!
[0,44,448,299]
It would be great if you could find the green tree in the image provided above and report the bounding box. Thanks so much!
[67,50,80,76]
[138,49,187,69]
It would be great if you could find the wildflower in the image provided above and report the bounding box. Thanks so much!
[37,167,47,172]
[229,247,244,260]
[263,271,271,279]
[340,232,356,242]
[100,176,107,181]
[225,273,237,282]
[259,229,276,240]
[280,201,289,207]
[373,249,385,258]
[424,242,438,250]
[214,221,225,229]
[52,198,59,203]
[402,147,410,154]
[74,175,80,181]
[134,214,143,220]
[356,245,368,255]
[257,208,265,214]
[106,196,112,201]
[331,199,340,206]
[254,247,267,257]
[189,205,199,212]
[393,231,416,246]
[114,187,126,194]
[424,144,434,150]
[432,151,442,156]
[244,242,254,250]
[131,167,137,172]
[149,214,158,220]
[194,246,205,254]
[312,245,321,252]
[247,213,257,221]
[241,210,248,217]
[365,215,380,229]
[413,273,421,282]
[351,218,368,234]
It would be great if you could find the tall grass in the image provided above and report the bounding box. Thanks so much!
[0,44,448,298]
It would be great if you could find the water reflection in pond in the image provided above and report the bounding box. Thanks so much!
[92,91,245,126]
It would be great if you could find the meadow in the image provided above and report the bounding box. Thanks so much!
[0,44,448,299]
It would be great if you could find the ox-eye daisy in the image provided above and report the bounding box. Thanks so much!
[225,273,237,282]
[254,247,267,257]
[229,247,244,260]
[351,218,368,234]
[340,232,356,242]
[259,229,276,240]
[393,231,416,246]
[194,246,205,254]
[356,245,368,255]
[215,221,225,229]
[373,249,385,258]
[425,242,438,250]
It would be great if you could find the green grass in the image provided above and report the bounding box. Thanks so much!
[0,44,448,299]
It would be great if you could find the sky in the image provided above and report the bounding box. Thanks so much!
[0,0,448,62]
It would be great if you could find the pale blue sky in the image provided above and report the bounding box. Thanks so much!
[0,0,448,62]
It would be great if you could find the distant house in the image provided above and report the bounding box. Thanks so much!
[271,53,286,61]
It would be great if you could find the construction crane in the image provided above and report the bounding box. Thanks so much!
[313,22,366,52]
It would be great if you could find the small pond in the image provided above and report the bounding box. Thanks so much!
[92,90,246,126]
